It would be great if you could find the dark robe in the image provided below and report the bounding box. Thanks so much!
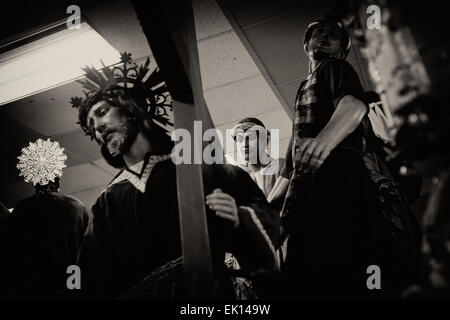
[77,154,280,299]
[1,192,89,299]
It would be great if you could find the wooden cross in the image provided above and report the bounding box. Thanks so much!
[132,0,219,299]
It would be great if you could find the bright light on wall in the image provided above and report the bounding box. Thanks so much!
[0,22,120,106]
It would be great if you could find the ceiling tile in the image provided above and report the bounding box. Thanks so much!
[204,75,282,126]
[277,79,302,112]
[52,129,102,162]
[92,157,121,176]
[254,109,292,139]
[60,163,113,194]
[69,185,108,213]
[242,0,339,85]
[84,0,153,59]
[198,31,260,90]
[222,0,306,29]
[1,81,82,137]
[242,11,311,84]
[194,0,233,40]
[65,149,88,167]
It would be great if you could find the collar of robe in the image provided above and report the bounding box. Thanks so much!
[110,153,171,193]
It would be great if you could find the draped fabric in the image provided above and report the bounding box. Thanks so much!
[77,155,280,299]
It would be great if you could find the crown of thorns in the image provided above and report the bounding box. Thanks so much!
[70,52,173,137]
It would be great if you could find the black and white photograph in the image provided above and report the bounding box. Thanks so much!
[0,0,449,307]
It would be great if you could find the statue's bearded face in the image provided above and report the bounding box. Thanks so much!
[86,100,138,157]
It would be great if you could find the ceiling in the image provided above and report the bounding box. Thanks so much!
[0,0,373,210]
[0,0,145,208]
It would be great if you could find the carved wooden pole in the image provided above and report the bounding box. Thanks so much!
[132,0,217,299]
